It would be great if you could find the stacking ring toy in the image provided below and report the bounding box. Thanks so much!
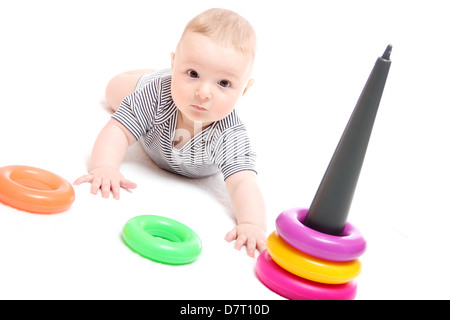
[0,165,75,214]
[122,215,202,265]
[256,250,357,300]
[267,231,361,284]
[276,208,366,261]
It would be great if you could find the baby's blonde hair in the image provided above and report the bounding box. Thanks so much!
[181,8,257,59]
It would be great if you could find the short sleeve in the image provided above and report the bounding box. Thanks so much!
[211,124,257,180]
[111,78,161,140]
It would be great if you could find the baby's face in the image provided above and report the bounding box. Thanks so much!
[171,32,254,128]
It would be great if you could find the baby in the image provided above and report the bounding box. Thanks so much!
[74,8,266,257]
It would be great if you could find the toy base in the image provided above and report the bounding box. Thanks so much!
[255,250,357,300]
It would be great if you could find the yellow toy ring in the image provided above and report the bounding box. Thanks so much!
[267,231,361,284]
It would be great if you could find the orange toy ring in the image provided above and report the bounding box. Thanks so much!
[0,165,75,214]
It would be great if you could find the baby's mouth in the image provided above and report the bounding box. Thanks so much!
[191,105,207,111]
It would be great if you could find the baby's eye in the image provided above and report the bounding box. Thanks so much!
[219,80,231,88]
[187,70,199,78]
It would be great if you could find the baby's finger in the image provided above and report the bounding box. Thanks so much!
[101,180,111,198]
[257,238,267,253]
[256,240,267,252]
[224,228,237,242]
[90,177,102,195]
[73,175,93,185]
[111,182,121,200]
[246,238,257,257]
[121,179,137,190]
[234,234,247,251]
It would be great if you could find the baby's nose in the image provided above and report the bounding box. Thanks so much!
[196,83,211,100]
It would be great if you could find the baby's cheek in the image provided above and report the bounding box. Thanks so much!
[214,98,239,120]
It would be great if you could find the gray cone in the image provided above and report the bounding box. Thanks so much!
[304,45,392,236]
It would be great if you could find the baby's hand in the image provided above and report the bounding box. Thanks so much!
[225,223,267,258]
[74,167,137,199]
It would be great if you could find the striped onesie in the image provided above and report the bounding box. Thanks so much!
[112,69,256,180]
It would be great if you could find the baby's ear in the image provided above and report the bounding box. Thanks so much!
[242,78,255,96]
[170,52,175,70]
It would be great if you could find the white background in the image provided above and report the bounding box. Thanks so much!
[1,0,449,300]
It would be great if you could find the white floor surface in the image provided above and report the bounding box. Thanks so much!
[1,0,449,300]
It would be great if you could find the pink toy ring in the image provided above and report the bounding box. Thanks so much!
[276,208,366,261]
[256,249,357,300]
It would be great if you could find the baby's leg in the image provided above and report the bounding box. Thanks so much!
[105,69,156,111]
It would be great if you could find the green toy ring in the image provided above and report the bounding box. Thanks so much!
[122,215,202,265]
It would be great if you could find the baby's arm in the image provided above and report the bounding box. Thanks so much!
[224,170,267,257]
[74,118,137,199]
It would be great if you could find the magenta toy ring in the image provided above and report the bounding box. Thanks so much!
[276,208,366,261]
[255,250,357,300]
